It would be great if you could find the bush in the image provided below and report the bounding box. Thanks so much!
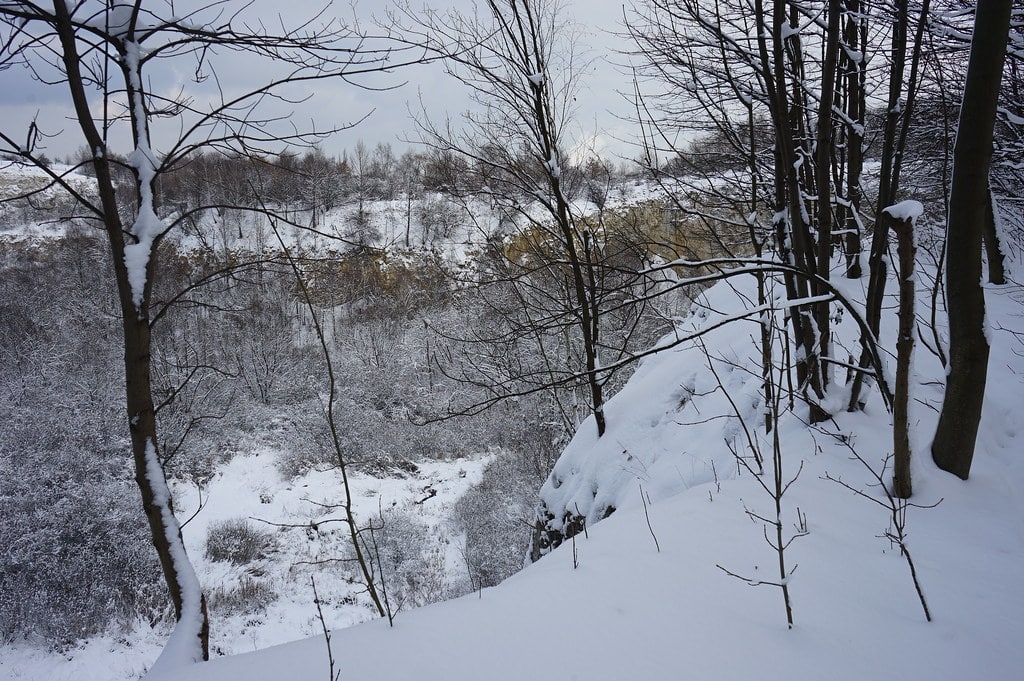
[453,447,551,588]
[0,238,165,648]
[272,413,336,480]
[205,518,277,565]
[0,426,164,647]
[208,577,277,617]
[368,510,449,612]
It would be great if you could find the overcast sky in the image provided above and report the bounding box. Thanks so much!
[0,0,642,164]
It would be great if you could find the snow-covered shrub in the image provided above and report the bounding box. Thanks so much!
[454,446,551,588]
[0,238,164,647]
[205,518,277,565]
[369,510,449,612]
[416,196,466,244]
[271,411,338,480]
[207,577,277,617]
[275,443,334,480]
[0,424,163,647]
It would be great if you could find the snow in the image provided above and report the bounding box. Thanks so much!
[123,39,164,313]
[3,163,1023,681]
[998,106,1024,126]
[145,409,1024,681]
[544,154,561,179]
[135,254,1024,681]
[0,448,492,680]
[0,163,96,240]
[883,199,925,222]
[143,440,206,675]
[841,45,864,64]
[0,161,656,263]
[0,631,162,681]
[173,451,490,654]
[104,2,137,38]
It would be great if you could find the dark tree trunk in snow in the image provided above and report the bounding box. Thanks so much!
[931,0,1012,480]
[889,208,918,499]
[47,0,211,662]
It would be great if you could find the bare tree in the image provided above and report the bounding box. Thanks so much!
[0,1,412,669]
[931,0,1013,480]
[391,0,618,437]
[848,0,934,411]
[628,0,852,422]
[627,0,1002,488]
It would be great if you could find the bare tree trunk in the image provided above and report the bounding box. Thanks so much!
[122,298,210,664]
[932,0,1012,479]
[889,208,918,499]
[50,1,209,662]
[849,0,931,410]
[767,0,827,420]
[841,0,867,278]
[812,0,842,400]
[394,0,609,437]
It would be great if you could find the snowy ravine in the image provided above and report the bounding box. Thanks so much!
[131,271,1024,681]
[0,453,491,681]
[2,155,1021,679]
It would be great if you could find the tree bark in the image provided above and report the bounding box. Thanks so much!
[774,0,828,421]
[931,0,1012,480]
[812,0,842,404]
[889,208,917,499]
[849,0,931,411]
[840,0,867,278]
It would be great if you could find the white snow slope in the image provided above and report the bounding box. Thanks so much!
[141,266,1024,681]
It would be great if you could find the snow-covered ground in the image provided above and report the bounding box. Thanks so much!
[0,161,660,259]
[3,160,1022,680]
[0,450,491,681]
[182,452,491,654]
[0,162,96,242]
[133,260,1022,681]
[11,260,1008,681]
[128,271,1022,681]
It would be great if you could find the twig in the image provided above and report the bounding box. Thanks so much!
[310,576,341,681]
[639,482,661,553]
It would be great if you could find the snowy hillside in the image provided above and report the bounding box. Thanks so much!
[130,268,1024,681]
[0,162,95,241]
[3,0,1022,676]
[0,159,672,681]
[2,154,1021,681]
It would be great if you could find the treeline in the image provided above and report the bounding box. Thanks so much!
[48,142,634,219]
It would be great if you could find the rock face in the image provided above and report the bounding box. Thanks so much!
[523,348,705,562]
[529,503,613,562]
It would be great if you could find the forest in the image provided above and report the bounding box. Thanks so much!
[0,0,1022,679]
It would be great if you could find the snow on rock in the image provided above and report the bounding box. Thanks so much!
[530,277,776,559]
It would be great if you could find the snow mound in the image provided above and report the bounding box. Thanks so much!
[531,276,799,557]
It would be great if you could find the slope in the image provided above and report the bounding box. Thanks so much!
[144,267,1024,681]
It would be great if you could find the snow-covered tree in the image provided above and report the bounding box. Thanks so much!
[0,0,410,669]
[393,0,663,438]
